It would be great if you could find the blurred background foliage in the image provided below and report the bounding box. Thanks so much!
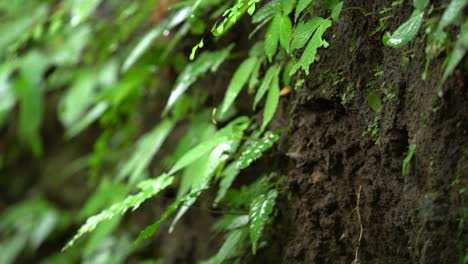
[0,0,284,262]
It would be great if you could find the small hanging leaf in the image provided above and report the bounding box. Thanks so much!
[249,190,278,254]
[201,229,248,264]
[291,18,332,75]
[440,19,468,95]
[219,57,258,116]
[253,64,280,110]
[163,47,232,115]
[261,73,280,131]
[189,39,204,61]
[236,131,280,169]
[402,144,416,177]
[413,0,429,10]
[252,0,281,24]
[117,119,175,184]
[63,174,174,250]
[383,10,424,49]
[264,14,281,61]
[279,15,292,53]
[331,1,343,22]
[214,163,240,205]
[367,91,382,112]
[437,0,467,32]
[295,0,314,22]
[290,17,323,52]
[168,135,229,175]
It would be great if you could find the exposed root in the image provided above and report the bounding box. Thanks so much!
[353,185,363,264]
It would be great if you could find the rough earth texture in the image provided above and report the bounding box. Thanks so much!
[261,0,467,263]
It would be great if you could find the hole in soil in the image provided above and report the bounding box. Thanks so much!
[388,128,409,157]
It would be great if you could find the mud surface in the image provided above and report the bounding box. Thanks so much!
[267,1,467,263]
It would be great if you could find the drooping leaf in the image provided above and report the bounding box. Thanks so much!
[437,0,467,32]
[279,15,292,53]
[163,47,232,115]
[295,0,314,22]
[413,0,429,10]
[169,141,236,232]
[440,19,468,94]
[70,0,103,26]
[261,73,280,131]
[219,57,258,116]
[63,174,174,250]
[0,65,15,128]
[367,91,382,112]
[236,131,280,169]
[264,14,281,61]
[117,119,175,184]
[290,17,323,52]
[249,190,278,254]
[65,102,108,138]
[0,4,47,52]
[213,215,249,232]
[214,162,240,205]
[383,9,424,48]
[331,1,343,22]
[201,229,248,264]
[168,135,229,175]
[291,18,332,75]
[254,64,280,110]
[402,144,416,177]
[252,0,281,24]
[59,70,98,128]
[122,8,191,72]
[16,51,49,155]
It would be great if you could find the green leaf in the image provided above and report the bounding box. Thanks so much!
[402,144,416,177]
[201,229,248,264]
[254,64,280,110]
[65,102,108,138]
[214,163,240,205]
[261,73,280,131]
[295,0,314,22]
[163,47,232,115]
[292,18,332,75]
[440,19,468,94]
[0,65,15,129]
[367,91,382,112]
[331,1,343,22]
[170,141,236,232]
[383,9,424,48]
[59,70,98,128]
[168,134,231,175]
[249,190,278,254]
[70,0,103,26]
[117,119,175,184]
[213,215,249,232]
[236,131,280,169]
[0,4,47,52]
[437,0,467,32]
[279,15,292,53]
[219,57,258,116]
[122,8,191,71]
[264,14,281,61]
[135,196,184,244]
[63,174,174,250]
[16,51,49,155]
[413,0,428,10]
[252,0,281,24]
[290,17,323,52]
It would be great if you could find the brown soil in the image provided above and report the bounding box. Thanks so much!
[258,1,467,263]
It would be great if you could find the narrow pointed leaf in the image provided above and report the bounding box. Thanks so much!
[249,190,278,254]
[236,131,280,169]
[384,10,424,48]
[63,174,173,250]
[261,73,280,131]
[219,57,258,116]
[254,64,280,110]
[264,14,281,61]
